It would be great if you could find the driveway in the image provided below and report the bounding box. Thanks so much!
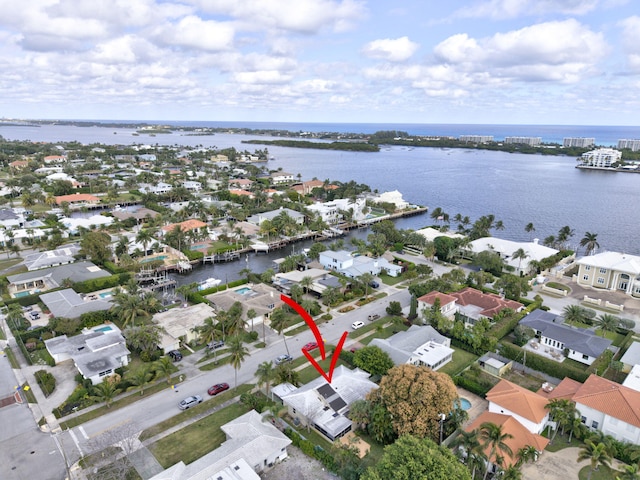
[521,447,625,480]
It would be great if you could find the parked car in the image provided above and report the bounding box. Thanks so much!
[275,354,293,365]
[22,306,33,312]
[178,395,202,410]
[369,280,380,288]
[29,311,40,320]
[168,350,183,361]
[207,340,225,350]
[207,383,230,396]
[367,314,380,321]
[351,321,365,330]
[302,342,319,352]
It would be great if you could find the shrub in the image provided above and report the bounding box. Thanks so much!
[34,370,56,397]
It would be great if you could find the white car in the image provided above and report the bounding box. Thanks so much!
[178,395,203,410]
[351,321,365,330]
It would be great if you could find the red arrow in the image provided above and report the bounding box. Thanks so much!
[280,294,348,383]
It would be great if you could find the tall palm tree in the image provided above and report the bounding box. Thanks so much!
[617,463,640,480]
[501,466,522,480]
[452,429,487,479]
[359,272,375,298]
[580,232,600,256]
[300,276,314,295]
[563,305,589,326]
[595,313,620,337]
[110,291,150,328]
[135,228,155,258]
[91,381,121,408]
[227,337,249,388]
[269,308,290,356]
[246,308,257,334]
[524,223,535,240]
[154,356,175,385]
[577,439,612,480]
[512,248,529,275]
[479,422,514,480]
[255,361,275,397]
[127,365,152,396]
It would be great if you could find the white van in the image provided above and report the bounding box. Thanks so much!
[351,321,365,330]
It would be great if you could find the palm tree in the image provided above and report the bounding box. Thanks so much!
[91,381,121,408]
[595,313,620,337]
[196,316,223,360]
[135,228,155,258]
[227,337,249,388]
[479,422,514,480]
[154,356,175,385]
[246,308,257,334]
[359,272,375,298]
[577,439,612,480]
[516,445,538,466]
[110,291,150,328]
[563,305,589,326]
[127,365,152,396]
[255,361,275,397]
[524,223,535,240]
[430,207,444,223]
[300,276,314,295]
[501,466,522,480]
[269,308,290,356]
[176,283,196,306]
[512,248,529,275]
[580,232,600,256]
[617,463,640,480]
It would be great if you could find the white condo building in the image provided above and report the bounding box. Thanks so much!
[504,137,542,146]
[459,135,493,143]
[618,139,640,152]
[577,148,622,168]
[563,137,595,148]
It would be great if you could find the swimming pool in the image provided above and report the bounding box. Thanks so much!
[94,325,114,333]
[458,398,472,411]
[235,287,252,295]
[99,291,113,298]
[140,255,167,263]
[14,291,32,298]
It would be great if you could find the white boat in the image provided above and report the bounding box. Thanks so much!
[198,277,222,290]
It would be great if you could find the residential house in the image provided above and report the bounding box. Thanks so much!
[575,251,640,297]
[417,291,458,319]
[7,261,111,297]
[373,190,409,210]
[279,366,377,441]
[228,188,254,199]
[477,352,514,377]
[620,342,640,373]
[160,219,208,238]
[9,160,29,171]
[40,288,113,319]
[485,379,550,434]
[519,309,612,365]
[0,208,26,229]
[44,155,67,164]
[44,324,130,385]
[623,364,640,393]
[23,244,82,271]
[469,237,560,276]
[182,180,202,192]
[370,325,453,370]
[205,284,283,333]
[269,171,295,185]
[60,214,114,235]
[138,182,173,195]
[307,198,367,225]
[272,268,343,297]
[229,178,254,189]
[318,249,402,278]
[54,193,100,207]
[148,410,291,480]
[414,227,465,243]
[246,207,305,227]
[291,179,328,196]
[153,303,217,352]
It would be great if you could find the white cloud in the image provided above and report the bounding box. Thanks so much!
[232,70,293,84]
[362,36,419,62]
[188,0,367,33]
[433,20,607,82]
[454,0,600,19]
[157,15,235,52]
[619,16,640,71]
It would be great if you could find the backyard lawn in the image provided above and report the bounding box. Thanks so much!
[438,347,479,376]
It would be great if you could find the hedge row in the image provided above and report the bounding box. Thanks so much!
[498,341,589,382]
[34,370,56,397]
[74,273,131,294]
[488,300,541,340]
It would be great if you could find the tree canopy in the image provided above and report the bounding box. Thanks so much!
[353,346,394,376]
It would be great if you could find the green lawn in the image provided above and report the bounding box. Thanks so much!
[544,432,583,452]
[149,402,251,468]
[360,322,410,345]
[297,358,348,384]
[438,347,479,377]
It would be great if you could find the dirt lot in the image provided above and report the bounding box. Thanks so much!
[261,446,340,480]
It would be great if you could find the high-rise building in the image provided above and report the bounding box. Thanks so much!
[577,148,622,168]
[563,137,595,147]
[618,139,640,152]
[504,137,542,146]
[459,135,493,143]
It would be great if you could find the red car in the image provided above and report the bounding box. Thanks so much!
[302,342,319,352]
[207,383,230,396]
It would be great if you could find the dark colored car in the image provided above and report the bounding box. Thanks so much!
[275,354,293,365]
[178,395,202,410]
[168,350,183,361]
[369,280,380,288]
[302,342,319,352]
[208,383,230,396]
[207,340,225,350]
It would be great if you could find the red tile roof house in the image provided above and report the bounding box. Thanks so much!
[555,374,640,443]
[418,287,524,326]
[463,379,549,474]
[160,219,208,237]
[55,193,100,207]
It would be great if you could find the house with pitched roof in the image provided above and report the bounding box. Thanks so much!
[149,410,290,480]
[417,287,523,326]
[160,219,208,237]
[319,249,403,278]
[279,366,377,441]
[54,193,100,207]
[620,342,640,373]
[519,309,612,365]
[370,325,453,370]
[575,251,640,297]
[469,237,560,276]
[486,379,550,434]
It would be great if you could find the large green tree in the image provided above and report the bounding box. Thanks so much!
[353,346,394,376]
[361,435,471,480]
[80,230,112,265]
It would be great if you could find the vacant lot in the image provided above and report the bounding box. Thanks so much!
[261,446,340,480]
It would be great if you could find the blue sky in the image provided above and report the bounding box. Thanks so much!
[0,0,638,125]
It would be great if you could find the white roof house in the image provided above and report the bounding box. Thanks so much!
[40,288,113,319]
[45,324,130,385]
[318,250,403,278]
[60,215,114,235]
[576,251,640,297]
[374,190,409,210]
[414,227,465,243]
[621,342,640,372]
[153,303,217,352]
[307,197,368,225]
[23,244,81,271]
[148,410,291,480]
[469,237,559,276]
[371,325,453,370]
[280,366,377,441]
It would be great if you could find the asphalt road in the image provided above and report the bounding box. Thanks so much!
[61,285,411,463]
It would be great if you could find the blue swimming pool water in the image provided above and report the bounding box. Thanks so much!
[235,287,252,295]
[94,326,113,332]
[14,291,31,298]
[140,255,167,263]
[99,291,113,298]
[459,398,472,411]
